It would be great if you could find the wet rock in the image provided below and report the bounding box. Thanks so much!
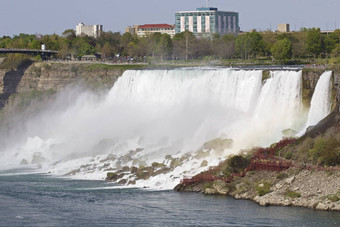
[80,164,92,169]
[128,180,136,185]
[132,158,146,167]
[170,158,182,168]
[106,172,124,182]
[316,203,329,211]
[194,150,210,159]
[204,188,217,195]
[200,160,208,167]
[135,167,154,180]
[213,180,229,195]
[282,128,297,137]
[130,166,138,173]
[100,154,116,163]
[118,179,127,185]
[151,162,166,168]
[203,138,233,153]
[20,159,28,165]
[119,155,132,164]
[165,155,172,160]
[65,169,80,176]
[31,153,46,164]
[154,167,171,175]
[121,166,130,172]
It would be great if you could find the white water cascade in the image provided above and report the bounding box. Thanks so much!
[0,68,311,189]
[305,71,332,128]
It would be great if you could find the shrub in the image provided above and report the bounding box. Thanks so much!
[277,173,289,180]
[203,182,212,190]
[309,136,340,166]
[256,181,271,196]
[327,194,340,202]
[0,54,32,69]
[286,190,301,198]
[228,155,250,172]
[284,151,293,160]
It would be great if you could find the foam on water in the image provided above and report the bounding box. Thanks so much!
[0,68,328,189]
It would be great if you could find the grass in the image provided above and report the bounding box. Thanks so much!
[286,190,301,198]
[327,194,340,202]
[203,182,213,190]
[277,173,289,180]
[86,63,146,71]
[256,181,271,196]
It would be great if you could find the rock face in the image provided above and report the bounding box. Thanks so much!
[0,61,33,109]
[0,62,124,110]
[16,63,123,93]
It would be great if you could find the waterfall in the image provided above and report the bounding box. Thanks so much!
[305,71,332,128]
[0,68,306,189]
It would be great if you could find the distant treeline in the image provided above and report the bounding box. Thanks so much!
[1,28,340,62]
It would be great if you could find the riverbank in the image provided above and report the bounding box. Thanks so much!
[174,107,340,211]
[175,167,340,211]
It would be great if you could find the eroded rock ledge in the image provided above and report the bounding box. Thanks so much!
[174,167,340,211]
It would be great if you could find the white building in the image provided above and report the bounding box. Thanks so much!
[126,24,175,38]
[76,23,103,38]
[278,24,290,33]
[175,7,239,37]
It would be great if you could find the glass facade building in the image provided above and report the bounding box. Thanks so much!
[175,7,239,37]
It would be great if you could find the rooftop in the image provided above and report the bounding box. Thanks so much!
[197,7,218,11]
[139,24,174,29]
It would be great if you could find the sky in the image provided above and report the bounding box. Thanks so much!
[1,0,340,36]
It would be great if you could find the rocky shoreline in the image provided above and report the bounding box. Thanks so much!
[174,167,340,211]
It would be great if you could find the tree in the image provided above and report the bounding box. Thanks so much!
[62,29,76,40]
[101,42,113,59]
[323,33,338,57]
[79,42,96,57]
[291,32,307,58]
[236,31,265,59]
[172,31,196,60]
[271,38,292,62]
[331,44,340,58]
[120,33,135,55]
[306,28,322,58]
[157,34,172,60]
[262,31,278,57]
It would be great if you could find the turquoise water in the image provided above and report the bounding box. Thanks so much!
[0,168,339,226]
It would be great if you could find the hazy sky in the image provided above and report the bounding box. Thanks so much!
[1,0,340,36]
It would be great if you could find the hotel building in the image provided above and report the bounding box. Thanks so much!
[175,7,239,37]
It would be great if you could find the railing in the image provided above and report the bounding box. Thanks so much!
[0,48,58,53]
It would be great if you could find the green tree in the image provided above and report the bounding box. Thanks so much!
[331,44,340,57]
[323,33,338,57]
[78,42,96,57]
[101,42,113,59]
[271,38,293,62]
[120,33,135,55]
[291,32,307,58]
[157,34,172,60]
[236,31,265,59]
[306,28,322,58]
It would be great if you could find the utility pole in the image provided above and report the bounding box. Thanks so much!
[185,32,188,61]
